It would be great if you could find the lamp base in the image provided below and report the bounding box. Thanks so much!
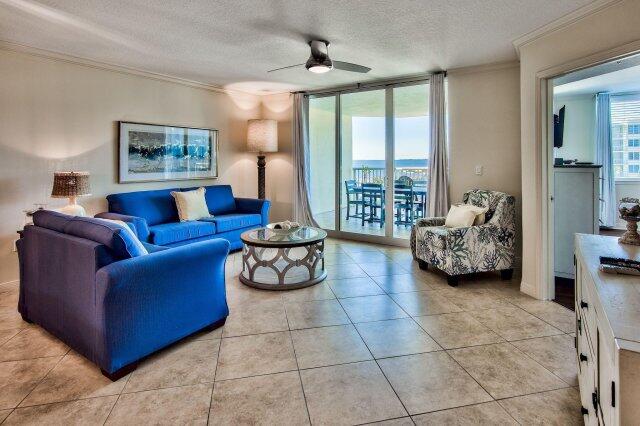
[257,155,266,200]
[58,203,87,217]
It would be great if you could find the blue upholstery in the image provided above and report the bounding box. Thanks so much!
[99,185,270,249]
[149,221,216,246]
[32,209,72,232]
[18,210,230,376]
[107,188,179,226]
[213,213,262,233]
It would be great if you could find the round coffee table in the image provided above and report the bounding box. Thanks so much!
[239,226,327,290]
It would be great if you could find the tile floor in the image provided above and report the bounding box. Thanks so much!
[0,239,583,425]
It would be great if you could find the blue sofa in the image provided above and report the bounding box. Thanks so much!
[96,185,269,251]
[17,210,230,380]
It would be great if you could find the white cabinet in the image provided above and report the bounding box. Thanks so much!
[575,234,640,425]
[554,166,600,278]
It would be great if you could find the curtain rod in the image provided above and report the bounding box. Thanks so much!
[293,71,446,96]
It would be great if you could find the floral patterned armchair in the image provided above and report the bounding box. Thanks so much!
[410,189,516,286]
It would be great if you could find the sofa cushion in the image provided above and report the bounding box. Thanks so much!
[107,189,180,226]
[32,210,73,232]
[149,221,217,246]
[212,213,261,233]
[63,216,146,259]
[197,185,236,215]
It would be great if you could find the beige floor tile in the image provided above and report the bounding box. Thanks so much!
[390,291,463,316]
[0,329,20,346]
[406,269,450,289]
[225,279,283,307]
[414,312,504,349]
[0,357,60,409]
[106,383,212,425]
[0,289,18,309]
[498,387,583,425]
[412,401,517,425]
[359,262,410,277]
[223,299,288,337]
[190,324,224,340]
[21,352,128,406]
[340,295,408,323]
[355,318,441,358]
[0,327,68,362]
[281,282,336,302]
[449,343,568,399]
[470,306,563,341]
[0,308,30,332]
[511,334,578,386]
[284,299,350,329]
[210,371,309,425]
[372,274,433,293]
[4,395,117,426]
[364,418,414,426]
[300,360,407,425]
[327,277,384,298]
[124,339,219,393]
[378,352,491,415]
[325,263,367,280]
[323,251,356,265]
[439,288,514,311]
[513,299,576,333]
[346,250,392,263]
[216,332,297,381]
[291,324,372,369]
[0,409,11,423]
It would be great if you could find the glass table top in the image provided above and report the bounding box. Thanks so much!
[241,226,327,247]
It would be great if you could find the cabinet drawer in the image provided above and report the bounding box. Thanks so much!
[577,333,598,425]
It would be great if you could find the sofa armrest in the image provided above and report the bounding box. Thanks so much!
[414,217,446,227]
[235,197,271,226]
[95,238,230,372]
[95,212,150,242]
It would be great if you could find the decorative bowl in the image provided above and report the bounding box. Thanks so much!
[266,223,300,235]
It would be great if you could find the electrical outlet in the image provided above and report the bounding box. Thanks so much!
[475,165,483,176]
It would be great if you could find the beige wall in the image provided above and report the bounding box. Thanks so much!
[519,0,640,298]
[447,63,522,210]
[0,48,264,284]
[553,95,596,163]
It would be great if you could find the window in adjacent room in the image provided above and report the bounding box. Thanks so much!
[611,93,640,178]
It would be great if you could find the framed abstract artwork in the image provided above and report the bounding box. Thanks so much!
[118,121,218,183]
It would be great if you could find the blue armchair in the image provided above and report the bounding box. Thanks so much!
[17,210,229,380]
[96,185,269,251]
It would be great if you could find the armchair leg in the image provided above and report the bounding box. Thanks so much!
[101,362,138,381]
[501,269,514,280]
[417,259,428,270]
[446,275,459,287]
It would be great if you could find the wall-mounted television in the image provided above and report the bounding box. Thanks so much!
[554,106,565,148]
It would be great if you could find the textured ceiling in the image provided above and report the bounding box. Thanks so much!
[0,0,595,94]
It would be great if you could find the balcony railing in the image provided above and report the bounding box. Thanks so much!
[352,167,428,185]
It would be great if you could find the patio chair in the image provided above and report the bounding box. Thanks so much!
[394,182,414,226]
[361,183,385,228]
[344,180,363,221]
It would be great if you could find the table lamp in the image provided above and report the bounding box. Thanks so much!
[51,171,91,216]
[247,119,278,199]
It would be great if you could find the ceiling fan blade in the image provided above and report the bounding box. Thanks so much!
[267,63,305,73]
[333,60,371,73]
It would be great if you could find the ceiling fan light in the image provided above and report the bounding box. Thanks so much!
[308,64,331,73]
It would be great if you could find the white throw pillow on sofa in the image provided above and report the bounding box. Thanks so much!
[171,187,211,221]
[445,205,477,228]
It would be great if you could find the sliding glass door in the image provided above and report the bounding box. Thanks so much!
[308,82,430,241]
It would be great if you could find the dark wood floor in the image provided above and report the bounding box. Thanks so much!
[553,277,575,311]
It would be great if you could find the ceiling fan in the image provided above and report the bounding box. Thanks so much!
[268,40,371,74]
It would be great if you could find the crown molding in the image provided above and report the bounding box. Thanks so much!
[0,39,259,96]
[447,60,519,76]
[512,0,623,57]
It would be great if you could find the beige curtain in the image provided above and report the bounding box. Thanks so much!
[292,93,319,226]
[427,72,450,217]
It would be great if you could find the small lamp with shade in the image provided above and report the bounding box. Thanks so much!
[51,171,91,216]
[247,119,278,200]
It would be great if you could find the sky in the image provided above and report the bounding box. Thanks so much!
[351,116,429,160]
